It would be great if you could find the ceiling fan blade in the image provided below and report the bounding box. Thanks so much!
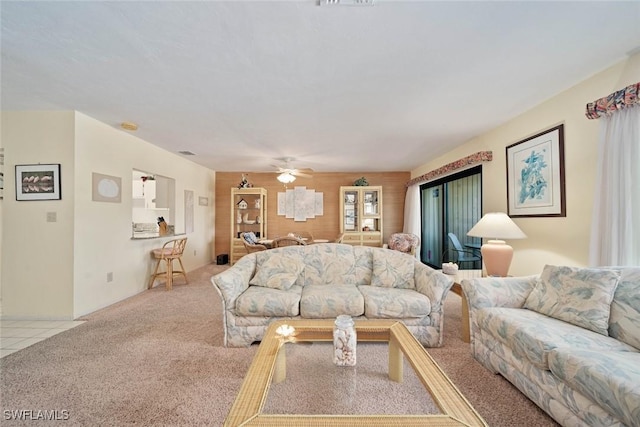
[292,171,312,178]
[295,167,314,173]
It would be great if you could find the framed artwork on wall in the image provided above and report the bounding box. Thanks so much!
[92,172,121,203]
[15,163,61,201]
[506,124,566,217]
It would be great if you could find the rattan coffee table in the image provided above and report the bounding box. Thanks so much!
[224,319,487,426]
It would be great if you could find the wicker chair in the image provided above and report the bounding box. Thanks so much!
[272,236,307,248]
[148,237,188,290]
[292,231,314,244]
[241,232,268,253]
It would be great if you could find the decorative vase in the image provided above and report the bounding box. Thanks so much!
[333,315,356,366]
[236,211,242,224]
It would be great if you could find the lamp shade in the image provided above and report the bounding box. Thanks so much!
[466,212,526,277]
[277,172,296,184]
[467,212,526,240]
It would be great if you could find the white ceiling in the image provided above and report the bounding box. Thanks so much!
[2,1,639,173]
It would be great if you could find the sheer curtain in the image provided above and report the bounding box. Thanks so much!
[403,184,421,258]
[589,105,640,266]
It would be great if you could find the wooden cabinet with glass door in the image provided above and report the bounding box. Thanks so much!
[339,186,383,247]
[230,187,267,264]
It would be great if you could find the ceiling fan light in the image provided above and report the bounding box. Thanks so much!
[277,172,296,183]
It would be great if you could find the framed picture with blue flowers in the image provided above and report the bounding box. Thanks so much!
[506,124,566,217]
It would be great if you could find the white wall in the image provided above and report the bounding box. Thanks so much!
[411,54,639,276]
[1,111,216,319]
[73,112,216,317]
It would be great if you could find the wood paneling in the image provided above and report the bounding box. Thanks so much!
[215,172,410,258]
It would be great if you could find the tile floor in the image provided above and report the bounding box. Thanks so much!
[0,320,85,358]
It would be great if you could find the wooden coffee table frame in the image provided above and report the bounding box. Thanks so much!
[224,319,487,426]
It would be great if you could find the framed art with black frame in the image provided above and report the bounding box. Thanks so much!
[506,124,565,217]
[15,163,61,201]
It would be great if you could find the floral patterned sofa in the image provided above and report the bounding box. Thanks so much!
[212,243,453,347]
[462,265,640,427]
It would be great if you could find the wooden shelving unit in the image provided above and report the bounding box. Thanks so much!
[230,187,267,264]
[339,186,383,247]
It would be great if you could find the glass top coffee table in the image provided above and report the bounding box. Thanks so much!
[224,319,487,426]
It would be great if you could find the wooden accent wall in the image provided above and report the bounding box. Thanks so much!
[214,172,410,257]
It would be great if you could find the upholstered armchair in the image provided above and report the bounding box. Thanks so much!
[387,233,420,256]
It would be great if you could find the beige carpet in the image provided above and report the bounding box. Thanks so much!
[0,263,558,426]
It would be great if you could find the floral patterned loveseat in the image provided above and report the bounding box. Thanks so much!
[462,265,640,427]
[212,243,453,347]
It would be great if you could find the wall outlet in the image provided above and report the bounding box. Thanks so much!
[107,272,113,282]
[46,212,57,222]
[194,250,197,256]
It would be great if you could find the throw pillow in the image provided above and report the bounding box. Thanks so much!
[249,253,304,291]
[523,265,621,336]
[371,249,415,289]
[242,232,258,245]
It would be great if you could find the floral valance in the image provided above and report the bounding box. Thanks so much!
[585,82,639,120]
[406,151,492,187]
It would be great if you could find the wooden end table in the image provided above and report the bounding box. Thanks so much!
[446,269,482,343]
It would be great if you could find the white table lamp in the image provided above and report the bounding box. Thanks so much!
[467,212,526,277]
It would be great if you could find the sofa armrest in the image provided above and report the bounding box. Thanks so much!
[461,275,539,311]
[211,254,257,310]
[414,263,454,310]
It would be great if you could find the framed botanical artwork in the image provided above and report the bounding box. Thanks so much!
[15,163,61,201]
[506,124,566,217]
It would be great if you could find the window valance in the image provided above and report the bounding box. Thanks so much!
[585,82,639,120]
[406,151,492,187]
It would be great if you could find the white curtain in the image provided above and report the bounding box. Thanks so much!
[589,105,640,266]
[403,184,421,258]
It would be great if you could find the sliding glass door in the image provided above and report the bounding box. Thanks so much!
[420,166,482,269]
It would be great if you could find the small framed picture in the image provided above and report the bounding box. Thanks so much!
[92,172,121,203]
[15,164,61,201]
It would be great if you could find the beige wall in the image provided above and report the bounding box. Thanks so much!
[1,111,216,319]
[1,111,76,319]
[411,54,639,276]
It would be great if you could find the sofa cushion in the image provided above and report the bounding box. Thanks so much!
[235,285,302,317]
[359,286,430,318]
[371,249,415,289]
[249,253,304,291]
[300,284,364,318]
[477,307,636,370]
[523,265,620,336]
[609,267,640,350]
[302,244,356,286]
[548,348,640,427]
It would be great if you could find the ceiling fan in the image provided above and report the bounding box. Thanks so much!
[271,157,313,183]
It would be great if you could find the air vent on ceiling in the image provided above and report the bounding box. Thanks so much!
[178,150,196,156]
[320,0,374,5]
